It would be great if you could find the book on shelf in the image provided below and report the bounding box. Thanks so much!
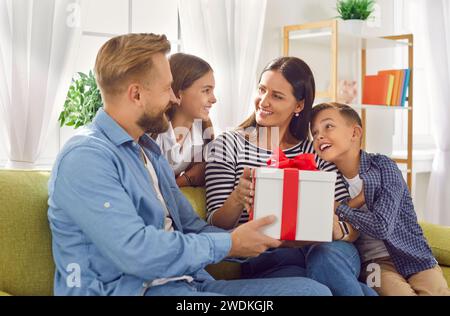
[400,69,411,107]
[362,74,394,105]
[362,69,411,106]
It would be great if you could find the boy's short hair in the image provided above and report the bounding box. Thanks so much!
[310,102,363,129]
[94,33,171,97]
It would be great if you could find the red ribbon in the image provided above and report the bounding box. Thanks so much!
[281,168,299,240]
[249,148,318,240]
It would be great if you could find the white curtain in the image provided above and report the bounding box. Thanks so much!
[0,0,82,169]
[178,0,267,133]
[422,0,450,226]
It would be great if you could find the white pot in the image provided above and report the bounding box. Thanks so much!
[339,19,366,37]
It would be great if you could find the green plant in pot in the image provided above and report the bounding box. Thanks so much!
[58,70,102,129]
[336,0,375,35]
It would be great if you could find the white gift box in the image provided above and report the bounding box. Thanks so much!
[251,167,337,242]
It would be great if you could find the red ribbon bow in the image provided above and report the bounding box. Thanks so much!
[267,148,318,171]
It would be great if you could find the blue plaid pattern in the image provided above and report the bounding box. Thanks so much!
[336,151,438,278]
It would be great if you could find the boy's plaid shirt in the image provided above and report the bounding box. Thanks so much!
[336,150,438,278]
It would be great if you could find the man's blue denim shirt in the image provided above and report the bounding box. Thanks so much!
[48,108,231,296]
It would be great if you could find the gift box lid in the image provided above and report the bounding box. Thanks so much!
[254,167,337,183]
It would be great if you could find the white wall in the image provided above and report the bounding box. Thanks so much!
[259,0,395,72]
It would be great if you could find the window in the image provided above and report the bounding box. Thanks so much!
[75,0,180,74]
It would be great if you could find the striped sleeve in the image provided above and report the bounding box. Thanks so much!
[205,132,239,223]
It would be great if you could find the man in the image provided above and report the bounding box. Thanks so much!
[48,33,331,296]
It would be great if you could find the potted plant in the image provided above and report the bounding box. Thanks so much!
[58,70,102,145]
[59,70,102,129]
[336,0,375,36]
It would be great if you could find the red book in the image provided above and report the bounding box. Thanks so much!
[362,74,393,105]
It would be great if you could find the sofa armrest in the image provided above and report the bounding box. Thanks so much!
[420,222,450,267]
[0,291,12,296]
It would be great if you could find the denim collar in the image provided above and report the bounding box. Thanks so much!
[93,108,162,156]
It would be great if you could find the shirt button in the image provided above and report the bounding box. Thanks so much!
[339,213,344,218]
[104,202,111,208]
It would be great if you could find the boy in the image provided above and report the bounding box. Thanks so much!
[310,102,450,296]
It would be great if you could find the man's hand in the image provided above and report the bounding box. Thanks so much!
[228,215,281,258]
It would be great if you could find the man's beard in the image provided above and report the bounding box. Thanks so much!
[137,105,170,134]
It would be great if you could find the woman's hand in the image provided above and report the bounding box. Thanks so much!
[210,167,255,230]
[231,167,254,211]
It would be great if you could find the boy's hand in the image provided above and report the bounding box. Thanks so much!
[332,214,344,240]
[334,201,341,212]
[355,186,366,206]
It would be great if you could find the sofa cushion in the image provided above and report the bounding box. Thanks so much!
[420,222,450,267]
[1,169,448,295]
[442,266,450,285]
[180,187,207,219]
[0,170,54,296]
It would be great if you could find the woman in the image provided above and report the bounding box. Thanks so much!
[205,56,377,296]
[155,53,216,187]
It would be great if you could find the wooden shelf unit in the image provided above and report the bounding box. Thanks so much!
[283,19,414,191]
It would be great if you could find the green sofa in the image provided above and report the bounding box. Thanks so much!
[1,170,449,296]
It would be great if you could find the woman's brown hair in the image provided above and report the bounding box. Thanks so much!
[238,56,316,141]
[167,53,214,140]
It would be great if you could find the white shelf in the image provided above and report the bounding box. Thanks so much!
[351,104,412,110]
[288,30,411,50]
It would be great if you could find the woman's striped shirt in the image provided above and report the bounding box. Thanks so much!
[205,130,350,225]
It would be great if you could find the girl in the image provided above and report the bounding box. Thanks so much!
[156,53,217,187]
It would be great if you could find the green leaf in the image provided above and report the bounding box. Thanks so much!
[59,70,102,128]
[336,0,375,20]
